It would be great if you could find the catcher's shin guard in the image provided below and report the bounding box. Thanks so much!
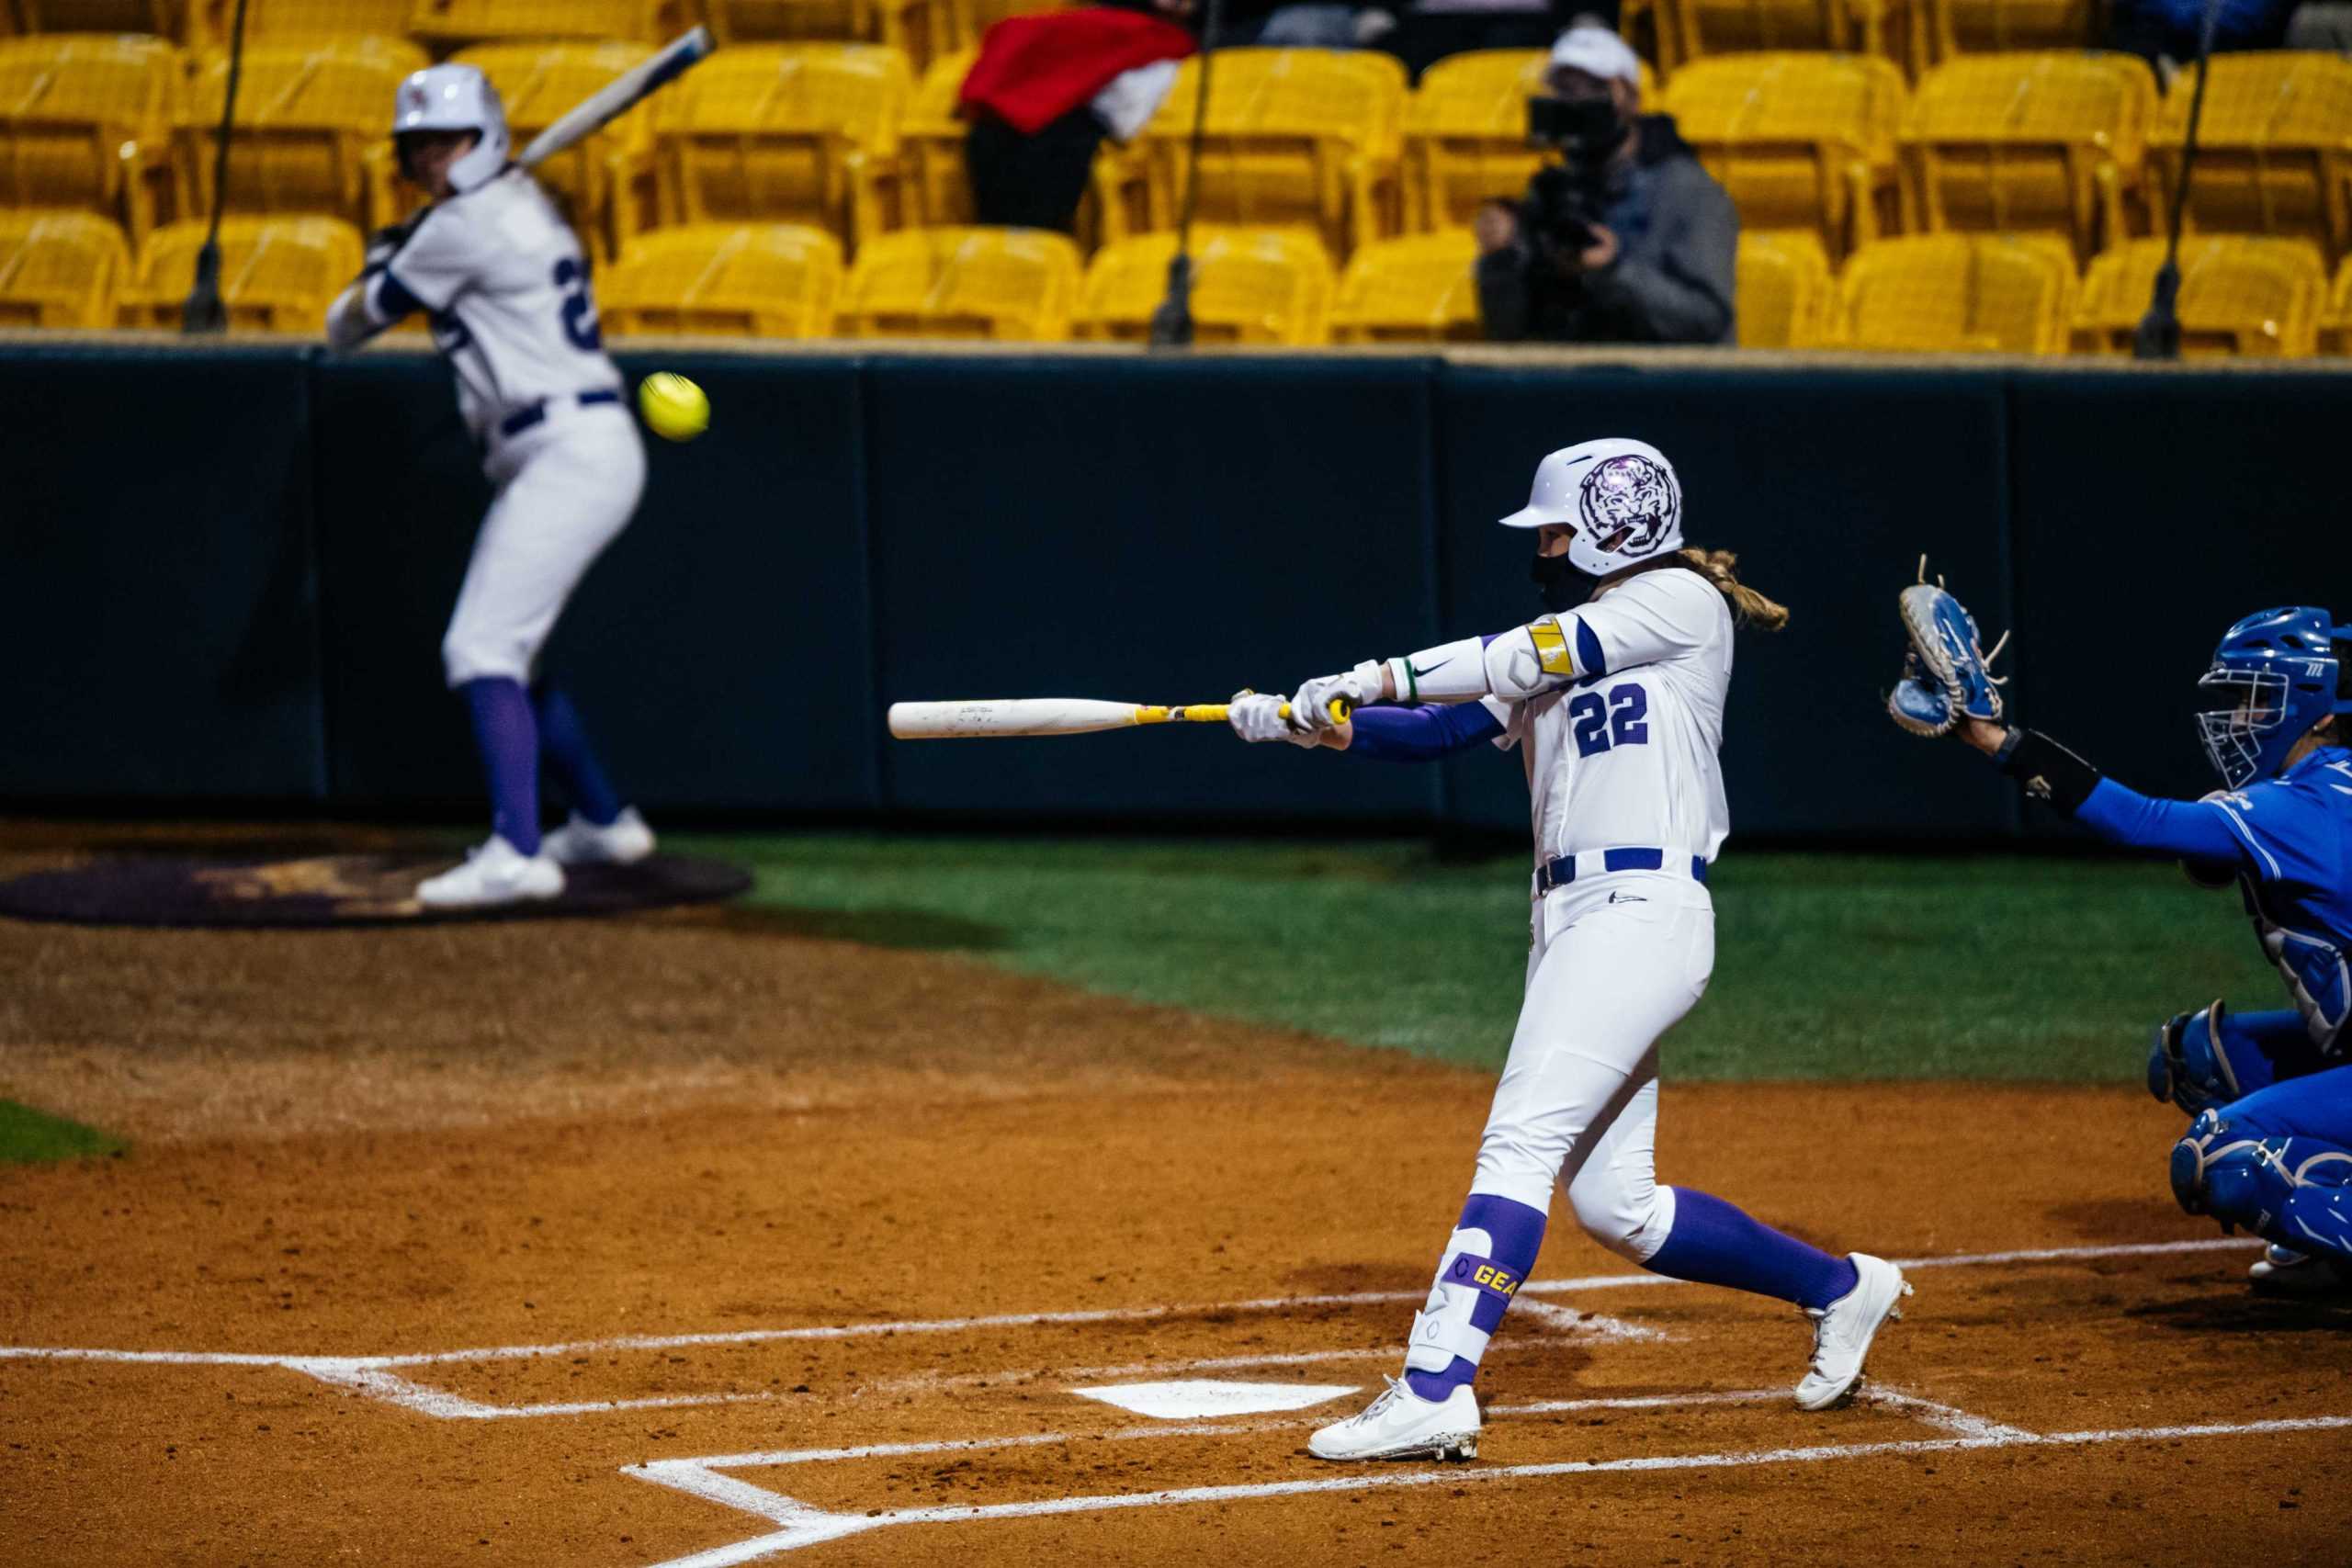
[2200,1136,2352,1261]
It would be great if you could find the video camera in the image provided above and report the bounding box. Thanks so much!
[1519,95,1623,261]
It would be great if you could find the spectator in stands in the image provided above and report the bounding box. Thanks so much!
[2286,0,2352,43]
[960,0,1220,233]
[1473,24,1736,346]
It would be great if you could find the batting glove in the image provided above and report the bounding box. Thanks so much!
[1292,660,1386,732]
[1227,690,1318,747]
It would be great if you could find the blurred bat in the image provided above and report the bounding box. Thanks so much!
[888,697,1351,739]
[517,27,715,168]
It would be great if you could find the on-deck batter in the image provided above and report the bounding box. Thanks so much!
[325,63,655,909]
[1228,437,1908,1463]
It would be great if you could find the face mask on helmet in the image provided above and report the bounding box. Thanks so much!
[1530,549,1591,613]
[2194,606,2348,789]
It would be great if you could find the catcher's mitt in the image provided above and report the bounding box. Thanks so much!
[1892,558,2007,738]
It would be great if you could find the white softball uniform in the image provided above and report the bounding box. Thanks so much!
[327,166,644,687]
[1465,567,1735,1251]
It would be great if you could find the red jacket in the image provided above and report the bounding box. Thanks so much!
[958,7,1196,135]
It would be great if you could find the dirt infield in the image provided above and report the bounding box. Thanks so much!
[3,829,2347,1566]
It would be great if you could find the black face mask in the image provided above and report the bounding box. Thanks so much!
[1531,551,1591,613]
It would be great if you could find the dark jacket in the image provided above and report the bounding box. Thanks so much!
[1476,115,1738,346]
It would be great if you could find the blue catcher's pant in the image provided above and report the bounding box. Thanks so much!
[2169,1067,2352,1267]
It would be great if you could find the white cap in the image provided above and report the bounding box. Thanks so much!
[1548,24,1642,86]
[392,64,510,195]
[1499,437,1683,578]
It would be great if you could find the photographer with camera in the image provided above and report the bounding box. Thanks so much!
[1475,25,1737,345]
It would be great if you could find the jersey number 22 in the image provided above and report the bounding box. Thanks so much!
[553,257,602,351]
[1568,684,1649,758]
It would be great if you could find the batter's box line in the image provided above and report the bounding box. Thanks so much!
[0,1237,2259,1423]
[621,1394,2352,1567]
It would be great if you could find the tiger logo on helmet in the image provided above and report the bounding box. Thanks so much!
[1579,454,1679,559]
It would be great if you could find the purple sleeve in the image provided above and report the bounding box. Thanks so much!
[2073,778,2249,864]
[1346,703,1507,762]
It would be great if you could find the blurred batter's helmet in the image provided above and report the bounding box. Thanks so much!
[1498,437,1684,579]
[391,64,509,194]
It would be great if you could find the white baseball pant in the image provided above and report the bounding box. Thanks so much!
[1470,874,1715,1261]
[442,406,647,687]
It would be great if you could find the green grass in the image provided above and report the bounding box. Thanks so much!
[0,1100,120,1164]
[695,835,2278,1082]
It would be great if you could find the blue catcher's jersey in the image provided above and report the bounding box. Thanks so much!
[2208,747,2352,1050]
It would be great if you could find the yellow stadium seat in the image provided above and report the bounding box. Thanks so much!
[0,209,132,326]
[174,39,424,234]
[1903,52,2153,262]
[1834,231,2075,351]
[710,0,958,77]
[0,37,180,249]
[2148,52,2352,269]
[407,0,661,51]
[456,41,655,258]
[837,224,1078,338]
[123,214,362,332]
[654,43,911,250]
[1329,228,1481,343]
[2074,234,2325,356]
[1923,0,2099,64]
[599,221,843,336]
[902,45,972,225]
[1140,49,1408,259]
[1734,227,1832,345]
[183,0,413,44]
[2324,256,2352,355]
[1657,0,1895,73]
[1661,52,1905,261]
[1075,227,1333,344]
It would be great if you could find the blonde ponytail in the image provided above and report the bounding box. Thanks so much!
[1677,547,1790,632]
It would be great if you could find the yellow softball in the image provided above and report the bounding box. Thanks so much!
[638,372,709,442]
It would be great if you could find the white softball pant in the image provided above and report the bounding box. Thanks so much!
[1470,874,1715,1262]
[442,406,647,687]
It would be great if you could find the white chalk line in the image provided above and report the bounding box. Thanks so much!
[0,1237,2260,1424]
[624,1401,2352,1567]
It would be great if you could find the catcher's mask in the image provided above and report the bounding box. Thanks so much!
[2195,605,2350,789]
[1498,437,1684,580]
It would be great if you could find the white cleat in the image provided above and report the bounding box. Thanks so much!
[1794,1253,1911,1411]
[1308,1376,1480,1462]
[2249,1244,2350,1297]
[416,835,565,910]
[540,807,656,867]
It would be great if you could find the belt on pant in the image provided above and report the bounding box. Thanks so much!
[1532,848,1709,898]
[497,388,623,438]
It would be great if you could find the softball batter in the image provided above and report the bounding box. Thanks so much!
[325,64,653,909]
[1229,438,1907,1462]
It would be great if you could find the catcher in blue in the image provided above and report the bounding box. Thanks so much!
[1227,438,1911,1465]
[1894,590,2352,1297]
[324,64,655,909]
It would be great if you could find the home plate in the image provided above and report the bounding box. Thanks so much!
[1071,1381,1361,1420]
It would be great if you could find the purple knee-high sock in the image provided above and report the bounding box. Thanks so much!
[1403,1192,1546,1403]
[529,682,623,827]
[459,677,542,856]
[1643,1187,1859,1310]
